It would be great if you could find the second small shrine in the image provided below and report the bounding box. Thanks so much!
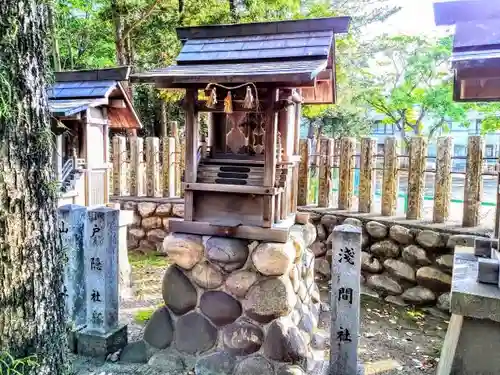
[133,17,350,242]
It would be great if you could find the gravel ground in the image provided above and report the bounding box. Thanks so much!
[71,255,448,375]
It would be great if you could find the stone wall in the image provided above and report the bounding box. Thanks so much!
[299,209,491,311]
[111,198,185,252]
[134,220,331,375]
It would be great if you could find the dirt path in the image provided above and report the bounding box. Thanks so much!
[71,254,447,375]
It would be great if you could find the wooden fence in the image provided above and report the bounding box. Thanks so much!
[298,135,500,229]
[110,132,500,230]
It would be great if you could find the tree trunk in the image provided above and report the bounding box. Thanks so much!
[229,0,238,21]
[111,0,127,65]
[0,1,67,374]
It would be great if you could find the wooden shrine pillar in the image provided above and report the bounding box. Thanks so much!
[183,89,199,221]
[263,89,279,228]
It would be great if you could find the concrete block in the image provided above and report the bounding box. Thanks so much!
[477,258,499,284]
[77,324,128,358]
[474,238,493,258]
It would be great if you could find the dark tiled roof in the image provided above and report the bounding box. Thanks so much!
[132,59,327,84]
[454,18,500,50]
[177,31,333,64]
[47,80,116,100]
[434,0,500,26]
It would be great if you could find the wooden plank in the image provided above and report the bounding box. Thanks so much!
[436,314,463,375]
[184,89,199,183]
[264,89,279,187]
[318,138,333,207]
[183,182,280,195]
[381,137,399,216]
[112,136,127,196]
[145,137,161,197]
[463,135,484,227]
[263,196,275,228]
[297,139,310,206]
[338,137,355,210]
[179,139,186,197]
[433,136,453,223]
[170,218,290,243]
[130,137,144,197]
[406,137,427,220]
[275,194,281,222]
[359,138,375,213]
[184,191,194,221]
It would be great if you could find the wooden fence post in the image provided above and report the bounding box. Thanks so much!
[359,138,376,213]
[163,137,176,197]
[112,136,127,196]
[318,138,334,208]
[381,137,399,216]
[146,137,161,197]
[129,137,144,196]
[297,139,310,206]
[179,139,185,198]
[433,136,453,223]
[338,137,356,210]
[463,135,484,227]
[407,137,427,220]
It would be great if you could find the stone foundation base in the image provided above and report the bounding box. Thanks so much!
[77,324,128,358]
[139,221,328,374]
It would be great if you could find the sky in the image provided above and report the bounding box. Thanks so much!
[377,0,451,36]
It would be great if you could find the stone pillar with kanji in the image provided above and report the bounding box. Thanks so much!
[330,224,364,375]
[76,207,128,358]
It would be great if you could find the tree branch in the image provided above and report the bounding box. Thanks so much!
[123,0,163,40]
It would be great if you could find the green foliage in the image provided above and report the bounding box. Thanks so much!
[303,105,372,139]
[134,304,164,324]
[0,352,39,375]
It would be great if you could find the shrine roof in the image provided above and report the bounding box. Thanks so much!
[131,17,350,87]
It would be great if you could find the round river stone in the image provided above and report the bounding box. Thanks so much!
[162,266,197,315]
[234,356,274,375]
[225,270,259,298]
[252,241,296,276]
[190,261,224,289]
[243,277,297,323]
[143,307,174,349]
[200,291,242,326]
[263,319,308,363]
[162,233,204,270]
[195,351,236,375]
[205,237,249,271]
[222,320,264,356]
[174,312,218,354]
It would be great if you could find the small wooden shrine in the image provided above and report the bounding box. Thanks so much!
[132,17,350,242]
[435,0,500,101]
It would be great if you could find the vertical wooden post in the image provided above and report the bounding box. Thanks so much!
[359,138,375,213]
[318,138,334,208]
[163,137,176,198]
[433,136,453,223]
[297,139,310,206]
[112,136,126,196]
[183,89,199,220]
[463,135,484,227]
[406,137,427,220]
[145,137,161,197]
[263,89,278,227]
[129,137,144,197]
[179,140,186,198]
[338,137,356,210]
[381,137,399,216]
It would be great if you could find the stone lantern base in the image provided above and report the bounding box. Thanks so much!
[141,220,330,374]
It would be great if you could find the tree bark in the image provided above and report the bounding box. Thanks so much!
[229,0,238,21]
[111,0,127,65]
[0,1,67,374]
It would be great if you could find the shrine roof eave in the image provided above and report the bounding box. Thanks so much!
[453,49,500,79]
[131,59,327,89]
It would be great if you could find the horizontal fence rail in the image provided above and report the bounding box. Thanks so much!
[299,135,500,229]
[110,131,500,231]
